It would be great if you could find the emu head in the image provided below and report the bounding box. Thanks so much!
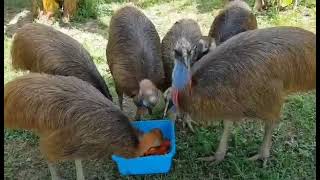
[174,37,216,69]
[174,37,194,72]
[134,79,161,115]
[192,36,216,65]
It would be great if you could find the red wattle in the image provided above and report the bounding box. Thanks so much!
[172,88,179,108]
[188,79,192,95]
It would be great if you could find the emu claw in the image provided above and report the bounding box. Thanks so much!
[176,115,198,132]
[197,154,225,165]
[183,119,198,133]
[248,153,269,167]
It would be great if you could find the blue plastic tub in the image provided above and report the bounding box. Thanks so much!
[112,119,176,176]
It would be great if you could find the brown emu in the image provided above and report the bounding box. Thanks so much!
[11,23,113,101]
[209,0,258,46]
[161,19,217,125]
[171,26,315,164]
[106,6,165,119]
[4,73,163,180]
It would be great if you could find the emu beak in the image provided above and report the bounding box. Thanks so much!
[147,107,153,115]
[187,59,191,72]
[183,55,192,92]
[142,100,153,115]
[183,56,191,72]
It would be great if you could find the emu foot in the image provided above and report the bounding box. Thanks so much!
[248,153,270,167]
[197,152,226,165]
[62,16,70,23]
[176,115,198,133]
[183,119,198,133]
[53,177,66,180]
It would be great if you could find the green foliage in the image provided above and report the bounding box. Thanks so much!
[4,0,31,9]
[280,0,293,7]
[195,0,224,13]
[5,129,39,145]
[73,0,100,21]
[300,0,316,7]
[135,0,172,8]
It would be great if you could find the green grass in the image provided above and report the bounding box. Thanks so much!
[73,0,101,22]
[4,0,316,179]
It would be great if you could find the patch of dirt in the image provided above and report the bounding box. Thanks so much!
[4,8,33,37]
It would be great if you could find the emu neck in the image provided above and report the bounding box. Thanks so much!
[172,60,191,108]
[172,60,190,91]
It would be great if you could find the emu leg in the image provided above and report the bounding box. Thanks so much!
[162,92,171,118]
[134,108,142,120]
[198,120,233,164]
[254,0,263,11]
[162,99,170,118]
[62,14,70,23]
[182,114,198,133]
[119,94,123,110]
[293,0,299,9]
[48,162,63,180]
[75,160,85,180]
[133,96,144,120]
[63,0,77,23]
[162,87,173,118]
[116,88,123,110]
[248,120,275,167]
[46,11,54,20]
[175,113,198,133]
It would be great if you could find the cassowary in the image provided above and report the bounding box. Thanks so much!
[171,26,315,164]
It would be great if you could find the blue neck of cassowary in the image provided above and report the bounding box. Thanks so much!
[172,60,190,90]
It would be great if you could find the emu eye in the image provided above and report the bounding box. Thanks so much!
[174,49,182,57]
[192,45,197,50]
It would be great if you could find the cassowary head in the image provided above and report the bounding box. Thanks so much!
[134,79,161,115]
[172,38,195,91]
[192,36,216,65]
[173,37,194,72]
[173,37,216,72]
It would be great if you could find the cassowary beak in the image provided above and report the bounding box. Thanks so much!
[147,107,153,115]
[142,100,153,115]
[183,54,192,93]
[183,55,191,72]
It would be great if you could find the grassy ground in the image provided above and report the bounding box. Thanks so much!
[4,0,316,179]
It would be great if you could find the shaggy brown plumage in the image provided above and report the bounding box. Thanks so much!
[4,73,163,179]
[161,19,203,87]
[62,0,78,22]
[208,0,258,46]
[175,26,316,163]
[106,6,165,119]
[11,23,113,101]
